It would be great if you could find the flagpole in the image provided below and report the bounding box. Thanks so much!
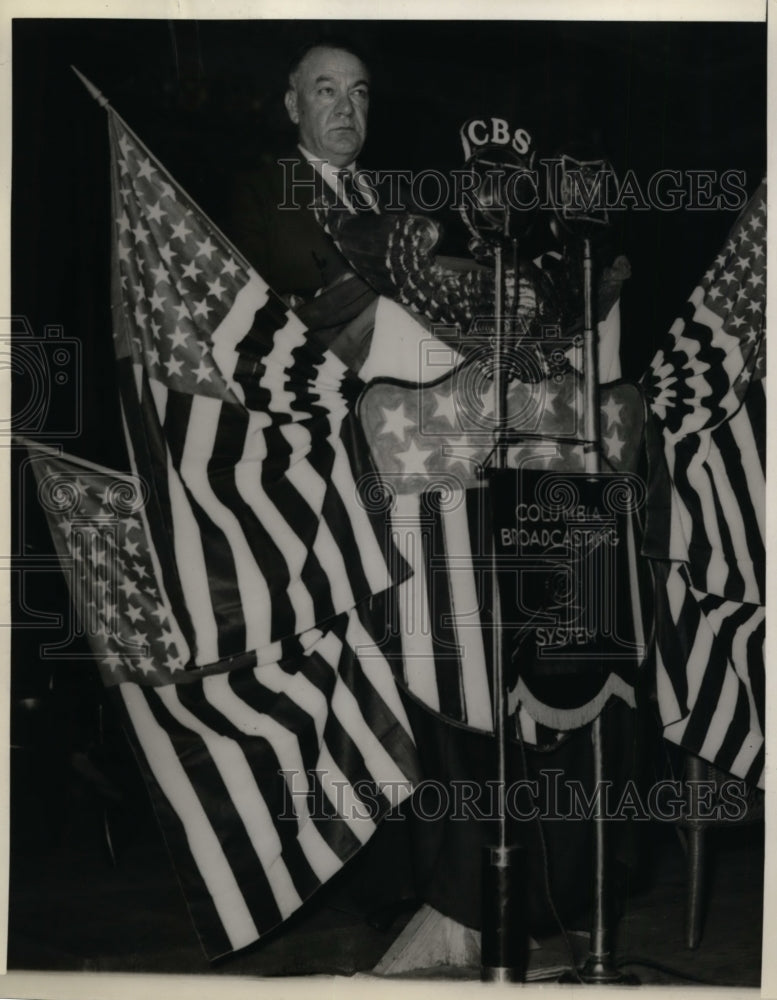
[14,435,129,479]
[70,66,257,284]
[70,66,111,108]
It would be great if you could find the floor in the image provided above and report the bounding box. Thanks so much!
[7,738,764,989]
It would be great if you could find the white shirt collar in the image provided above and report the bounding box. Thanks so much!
[298,145,377,214]
[298,145,354,197]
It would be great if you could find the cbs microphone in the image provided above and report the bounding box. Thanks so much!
[457,117,539,249]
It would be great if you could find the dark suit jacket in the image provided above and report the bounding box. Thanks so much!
[230,152,362,298]
[229,151,383,369]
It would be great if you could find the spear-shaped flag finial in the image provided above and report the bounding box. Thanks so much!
[70,65,111,108]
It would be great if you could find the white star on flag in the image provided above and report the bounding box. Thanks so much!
[137,157,156,180]
[147,201,167,225]
[150,261,169,284]
[196,236,217,259]
[379,401,415,441]
[193,359,214,383]
[132,220,151,244]
[182,260,202,281]
[602,428,625,462]
[395,438,435,473]
[169,326,189,350]
[164,355,185,377]
[431,389,459,427]
[171,218,193,242]
[601,396,623,428]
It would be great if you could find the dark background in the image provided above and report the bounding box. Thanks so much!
[8,18,767,973]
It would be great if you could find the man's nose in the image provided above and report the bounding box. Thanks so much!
[334,93,354,117]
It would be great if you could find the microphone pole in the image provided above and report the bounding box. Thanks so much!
[554,156,638,985]
[579,235,620,982]
[480,215,529,985]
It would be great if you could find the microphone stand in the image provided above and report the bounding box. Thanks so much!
[565,238,637,985]
[475,153,637,984]
[480,233,529,984]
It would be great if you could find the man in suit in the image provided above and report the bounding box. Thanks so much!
[230,40,382,370]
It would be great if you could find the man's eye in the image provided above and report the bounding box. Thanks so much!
[352,88,369,101]
[317,86,334,96]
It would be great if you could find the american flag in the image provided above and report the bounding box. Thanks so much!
[29,107,425,960]
[28,441,420,958]
[642,181,765,787]
[109,110,406,673]
[27,446,190,685]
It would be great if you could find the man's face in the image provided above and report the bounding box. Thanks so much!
[285,47,370,166]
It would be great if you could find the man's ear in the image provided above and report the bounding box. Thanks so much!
[284,89,299,125]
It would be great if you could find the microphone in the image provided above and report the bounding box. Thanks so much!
[459,147,539,248]
[457,117,539,251]
[548,153,617,241]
